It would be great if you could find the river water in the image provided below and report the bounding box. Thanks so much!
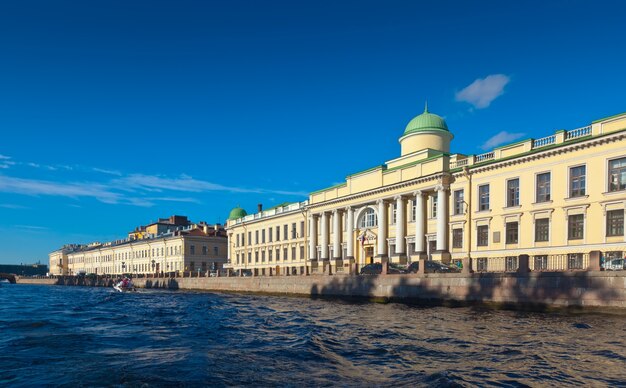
[1,284,625,387]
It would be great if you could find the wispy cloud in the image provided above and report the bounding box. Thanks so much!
[0,204,28,209]
[0,175,123,204]
[15,225,48,231]
[0,154,15,169]
[456,74,510,109]
[481,130,526,150]
[92,167,122,176]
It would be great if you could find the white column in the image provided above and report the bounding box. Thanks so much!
[395,195,406,255]
[346,206,354,258]
[377,199,388,257]
[332,209,342,259]
[321,212,329,260]
[227,233,232,263]
[309,215,318,259]
[436,185,449,251]
[414,190,425,253]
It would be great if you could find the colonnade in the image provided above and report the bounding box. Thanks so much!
[308,185,450,262]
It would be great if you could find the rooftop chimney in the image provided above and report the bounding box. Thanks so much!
[258,203,263,212]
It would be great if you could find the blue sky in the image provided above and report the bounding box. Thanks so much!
[1,0,625,264]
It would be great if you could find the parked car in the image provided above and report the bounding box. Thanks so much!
[602,258,626,271]
[360,263,407,275]
[407,261,461,274]
[240,269,253,277]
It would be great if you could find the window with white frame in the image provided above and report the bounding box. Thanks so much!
[431,196,438,218]
[391,203,397,224]
[535,218,549,242]
[453,190,464,215]
[608,157,626,192]
[569,165,586,197]
[507,178,520,207]
[606,209,624,237]
[536,172,551,202]
[568,214,584,240]
[478,185,490,211]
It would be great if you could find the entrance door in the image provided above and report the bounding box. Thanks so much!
[365,247,374,264]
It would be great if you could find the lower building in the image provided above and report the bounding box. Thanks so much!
[227,107,626,274]
[50,217,228,276]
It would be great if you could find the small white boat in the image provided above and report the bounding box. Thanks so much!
[0,279,10,284]
[113,278,136,292]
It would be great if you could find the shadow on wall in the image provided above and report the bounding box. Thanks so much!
[144,278,179,290]
[312,271,624,310]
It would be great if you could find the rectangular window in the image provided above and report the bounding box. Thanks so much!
[292,247,296,260]
[568,214,584,240]
[606,209,624,236]
[536,172,551,202]
[248,252,251,263]
[507,178,520,207]
[276,248,280,261]
[255,251,259,263]
[411,201,416,222]
[269,227,273,242]
[262,229,265,243]
[276,227,280,241]
[392,203,397,224]
[534,255,548,270]
[236,253,239,264]
[477,225,489,246]
[609,157,626,192]
[505,256,518,272]
[284,248,288,261]
[505,222,519,244]
[190,245,195,255]
[569,165,586,197]
[261,250,265,262]
[214,246,218,255]
[241,233,245,246]
[431,196,438,218]
[300,246,305,260]
[453,190,464,215]
[284,225,288,240]
[478,185,490,211]
[452,228,463,248]
[568,253,584,269]
[255,231,259,244]
[535,218,549,242]
[236,234,240,247]
[269,249,273,262]
[248,232,251,245]
[300,221,305,237]
[292,223,297,239]
[202,246,208,255]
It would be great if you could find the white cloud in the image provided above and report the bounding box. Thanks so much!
[455,74,510,109]
[0,204,28,209]
[481,131,526,150]
[92,167,122,176]
[0,154,10,160]
[15,225,48,230]
[27,162,40,168]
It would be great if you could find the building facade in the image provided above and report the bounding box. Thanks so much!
[50,217,228,276]
[227,107,626,274]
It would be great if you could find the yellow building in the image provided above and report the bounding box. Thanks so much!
[51,218,228,276]
[227,107,626,274]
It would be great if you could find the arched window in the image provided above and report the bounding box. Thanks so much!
[359,208,378,228]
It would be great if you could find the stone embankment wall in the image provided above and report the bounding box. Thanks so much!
[18,272,626,310]
[134,271,626,310]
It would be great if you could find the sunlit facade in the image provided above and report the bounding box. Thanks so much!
[227,107,626,274]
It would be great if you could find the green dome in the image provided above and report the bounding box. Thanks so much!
[403,103,449,136]
[228,207,247,220]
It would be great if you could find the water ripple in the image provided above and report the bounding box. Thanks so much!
[0,284,625,386]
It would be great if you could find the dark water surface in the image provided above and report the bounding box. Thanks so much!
[1,284,625,387]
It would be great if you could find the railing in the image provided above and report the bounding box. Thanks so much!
[473,257,518,273]
[565,126,592,140]
[475,151,495,163]
[529,253,589,271]
[450,159,469,169]
[532,135,556,148]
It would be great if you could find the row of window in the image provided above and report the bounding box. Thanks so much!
[235,246,305,264]
[450,210,624,248]
[236,222,306,247]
